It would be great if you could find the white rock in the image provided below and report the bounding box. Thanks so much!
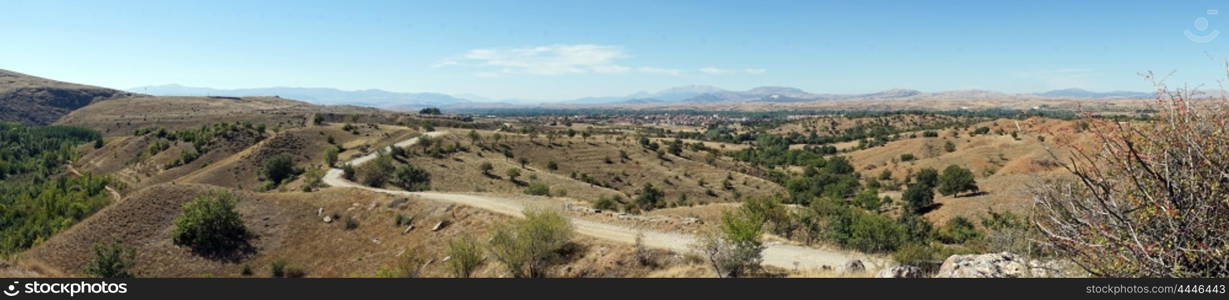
[936,252,1029,278]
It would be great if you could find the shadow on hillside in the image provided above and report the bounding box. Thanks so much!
[956,191,988,198]
[189,236,258,263]
[916,203,944,215]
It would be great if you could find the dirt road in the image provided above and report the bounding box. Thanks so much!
[322,132,880,272]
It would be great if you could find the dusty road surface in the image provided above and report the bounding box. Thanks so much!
[323,131,880,272]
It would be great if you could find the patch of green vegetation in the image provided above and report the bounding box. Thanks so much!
[0,123,113,255]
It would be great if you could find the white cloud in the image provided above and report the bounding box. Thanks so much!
[744,68,767,75]
[440,44,694,77]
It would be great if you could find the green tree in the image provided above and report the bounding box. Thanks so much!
[261,153,301,185]
[902,183,935,214]
[914,168,939,188]
[938,165,979,197]
[506,168,521,181]
[323,146,340,167]
[479,162,494,175]
[634,183,664,210]
[667,139,684,156]
[341,163,356,180]
[171,191,251,256]
[392,164,431,191]
[359,155,395,187]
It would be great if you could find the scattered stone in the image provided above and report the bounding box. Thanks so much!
[402,225,414,234]
[387,198,408,208]
[845,259,865,273]
[323,216,333,223]
[432,221,448,231]
[372,238,381,244]
[316,208,323,216]
[876,265,924,278]
[441,256,451,262]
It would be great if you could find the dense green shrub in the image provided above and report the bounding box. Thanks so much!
[634,183,664,210]
[488,209,573,278]
[937,165,978,196]
[170,191,251,256]
[901,183,935,214]
[593,196,620,211]
[523,183,550,196]
[938,216,981,244]
[695,208,765,278]
[391,164,431,191]
[82,240,136,278]
[323,146,340,167]
[913,168,939,188]
[261,153,302,185]
[359,155,395,187]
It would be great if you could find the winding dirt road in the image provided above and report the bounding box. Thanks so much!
[322,132,879,272]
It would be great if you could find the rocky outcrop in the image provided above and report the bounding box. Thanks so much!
[935,252,1070,278]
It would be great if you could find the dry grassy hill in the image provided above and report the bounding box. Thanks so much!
[55,96,387,136]
[845,118,1089,223]
[404,130,785,208]
[0,69,136,125]
[15,183,685,278]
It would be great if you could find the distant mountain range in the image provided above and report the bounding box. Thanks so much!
[128,84,1155,111]
[1032,88,1152,99]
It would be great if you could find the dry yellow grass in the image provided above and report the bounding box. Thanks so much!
[404,130,784,207]
[844,118,1091,223]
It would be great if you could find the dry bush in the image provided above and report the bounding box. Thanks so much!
[1033,74,1229,277]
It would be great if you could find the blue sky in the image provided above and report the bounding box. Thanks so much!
[3,0,1229,101]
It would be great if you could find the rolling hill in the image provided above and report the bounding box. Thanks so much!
[0,69,136,125]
